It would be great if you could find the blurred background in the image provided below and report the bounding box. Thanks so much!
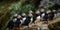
[0,0,60,30]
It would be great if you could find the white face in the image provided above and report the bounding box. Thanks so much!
[41,9,45,12]
[46,10,51,13]
[36,10,40,14]
[22,13,26,16]
[28,14,33,17]
[29,10,33,14]
[17,15,21,18]
[14,14,18,17]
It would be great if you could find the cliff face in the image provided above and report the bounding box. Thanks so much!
[49,22,60,30]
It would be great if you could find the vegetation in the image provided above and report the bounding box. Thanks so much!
[0,0,60,30]
[0,0,42,26]
[0,0,38,30]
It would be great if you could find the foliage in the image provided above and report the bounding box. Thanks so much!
[8,2,34,17]
[2,1,36,30]
[46,2,55,10]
